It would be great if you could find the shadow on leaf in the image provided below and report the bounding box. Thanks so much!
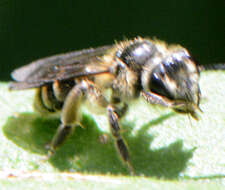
[3,112,194,178]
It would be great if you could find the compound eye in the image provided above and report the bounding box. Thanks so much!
[149,69,174,100]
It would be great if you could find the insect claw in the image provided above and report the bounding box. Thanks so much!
[47,149,55,158]
[197,105,203,113]
[45,143,55,158]
[77,122,85,129]
[127,161,135,176]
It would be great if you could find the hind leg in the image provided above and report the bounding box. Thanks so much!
[48,81,87,154]
[48,80,109,154]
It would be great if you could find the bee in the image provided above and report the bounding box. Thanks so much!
[9,37,224,174]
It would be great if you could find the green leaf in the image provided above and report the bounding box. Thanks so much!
[0,71,224,189]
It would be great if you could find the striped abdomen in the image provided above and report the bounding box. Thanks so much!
[33,80,76,113]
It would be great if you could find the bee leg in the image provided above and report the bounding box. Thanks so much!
[141,91,173,107]
[114,103,128,118]
[48,82,87,155]
[111,97,128,118]
[107,105,134,175]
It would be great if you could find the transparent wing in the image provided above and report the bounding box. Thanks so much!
[10,45,113,90]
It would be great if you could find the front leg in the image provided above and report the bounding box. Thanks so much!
[107,105,134,174]
[141,91,173,107]
[141,91,191,111]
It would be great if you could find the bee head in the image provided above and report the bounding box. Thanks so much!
[142,50,201,119]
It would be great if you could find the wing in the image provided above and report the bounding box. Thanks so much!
[10,45,113,90]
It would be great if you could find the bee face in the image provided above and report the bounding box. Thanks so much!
[146,50,201,116]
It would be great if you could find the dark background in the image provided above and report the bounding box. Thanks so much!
[1,0,224,80]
